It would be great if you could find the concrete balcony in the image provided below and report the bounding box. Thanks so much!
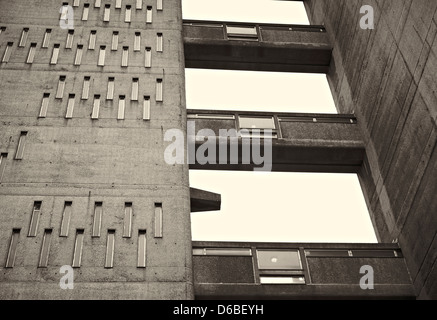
[183,20,332,73]
[193,241,415,300]
[187,109,365,173]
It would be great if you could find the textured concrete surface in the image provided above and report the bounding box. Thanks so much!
[0,0,193,299]
[305,0,437,299]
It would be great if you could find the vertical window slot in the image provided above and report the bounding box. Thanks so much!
[82,3,90,21]
[88,30,97,50]
[145,47,151,68]
[146,6,152,24]
[98,45,106,66]
[56,76,66,99]
[107,77,115,100]
[123,203,133,238]
[5,229,20,268]
[74,44,83,65]
[134,32,141,51]
[50,44,60,64]
[157,0,163,11]
[136,0,142,10]
[112,31,119,51]
[19,28,29,47]
[42,29,52,48]
[72,229,84,268]
[73,0,80,7]
[66,94,75,118]
[156,78,163,102]
[28,201,42,237]
[137,230,147,268]
[92,202,102,237]
[60,201,73,237]
[15,131,28,160]
[39,93,50,118]
[0,153,8,183]
[92,95,101,119]
[143,96,150,120]
[103,4,111,22]
[105,230,115,268]
[154,203,162,238]
[2,42,14,63]
[125,5,132,22]
[118,95,126,120]
[38,229,52,268]
[156,33,163,52]
[26,43,37,64]
[95,0,101,8]
[121,46,129,67]
[66,30,74,49]
[115,0,122,9]
[131,78,139,101]
[82,76,91,100]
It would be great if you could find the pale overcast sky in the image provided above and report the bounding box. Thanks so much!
[183,0,378,243]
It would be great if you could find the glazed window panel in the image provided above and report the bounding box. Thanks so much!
[28,201,42,237]
[5,229,20,268]
[38,229,53,268]
[39,93,50,118]
[66,94,75,118]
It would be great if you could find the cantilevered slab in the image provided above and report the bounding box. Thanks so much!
[190,187,221,212]
[187,110,365,173]
[183,20,332,73]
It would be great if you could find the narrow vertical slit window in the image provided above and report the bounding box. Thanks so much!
[66,30,74,49]
[107,77,115,100]
[0,27,5,34]
[60,201,73,237]
[145,47,151,68]
[39,93,50,118]
[115,0,122,9]
[92,95,101,119]
[74,44,83,65]
[19,28,29,47]
[118,95,126,120]
[103,4,111,22]
[105,230,115,268]
[82,3,90,21]
[136,0,142,10]
[72,229,84,268]
[156,33,163,52]
[156,78,163,102]
[125,5,132,22]
[82,76,91,100]
[26,43,37,64]
[2,42,14,63]
[88,30,97,50]
[0,153,7,183]
[157,0,163,11]
[143,96,150,120]
[15,131,28,160]
[154,203,163,238]
[98,45,106,66]
[66,94,75,118]
[111,31,119,51]
[134,32,141,51]
[5,229,20,268]
[56,76,66,99]
[50,44,60,64]
[95,0,101,8]
[28,201,42,237]
[73,0,80,7]
[92,202,103,236]
[137,230,147,268]
[146,6,152,23]
[42,29,52,48]
[121,46,129,67]
[131,78,139,101]
[38,229,52,268]
[123,203,133,238]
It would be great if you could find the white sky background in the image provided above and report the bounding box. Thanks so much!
[183,0,378,243]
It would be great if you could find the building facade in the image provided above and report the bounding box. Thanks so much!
[0,0,435,299]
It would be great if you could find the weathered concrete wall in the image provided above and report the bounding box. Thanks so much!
[305,0,437,299]
[0,0,193,299]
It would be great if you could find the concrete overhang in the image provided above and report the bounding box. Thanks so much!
[190,187,221,213]
[183,20,332,73]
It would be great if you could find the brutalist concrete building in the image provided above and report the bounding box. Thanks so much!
[0,0,435,300]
